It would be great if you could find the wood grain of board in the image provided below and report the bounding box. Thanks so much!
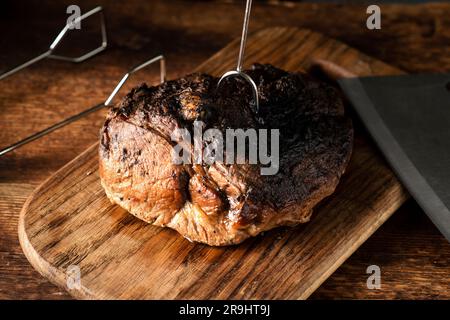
[19,27,408,299]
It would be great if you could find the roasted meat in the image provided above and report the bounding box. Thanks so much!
[99,64,353,245]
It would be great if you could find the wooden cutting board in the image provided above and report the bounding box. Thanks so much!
[19,27,408,299]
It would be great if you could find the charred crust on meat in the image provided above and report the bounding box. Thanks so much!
[99,63,353,246]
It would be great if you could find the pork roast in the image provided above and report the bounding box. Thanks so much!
[99,64,353,246]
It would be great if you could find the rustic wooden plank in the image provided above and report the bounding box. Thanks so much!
[3,0,448,74]
[0,183,70,299]
[312,200,450,300]
[19,28,409,299]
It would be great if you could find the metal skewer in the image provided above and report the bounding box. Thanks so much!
[0,55,166,156]
[217,0,259,113]
[0,6,108,80]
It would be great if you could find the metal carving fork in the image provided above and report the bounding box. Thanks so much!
[0,6,108,80]
[216,0,259,113]
[0,55,166,156]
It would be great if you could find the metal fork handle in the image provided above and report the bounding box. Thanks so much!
[237,0,252,72]
[0,6,107,81]
[216,0,259,113]
[0,55,166,157]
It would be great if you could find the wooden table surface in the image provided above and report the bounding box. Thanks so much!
[0,0,449,299]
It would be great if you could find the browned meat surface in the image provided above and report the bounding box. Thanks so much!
[99,64,353,246]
